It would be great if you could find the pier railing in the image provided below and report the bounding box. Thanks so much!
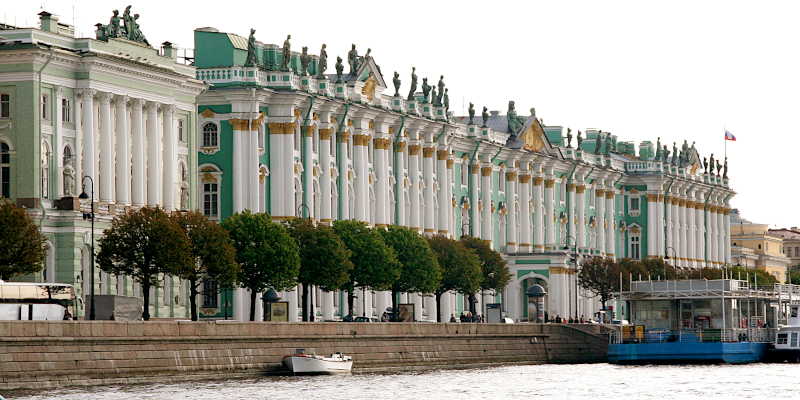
[610,327,776,344]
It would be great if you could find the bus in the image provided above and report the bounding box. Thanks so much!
[0,281,76,320]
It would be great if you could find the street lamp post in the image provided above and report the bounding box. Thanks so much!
[562,235,578,321]
[78,176,96,321]
[664,245,679,277]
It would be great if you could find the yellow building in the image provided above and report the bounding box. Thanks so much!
[769,228,800,268]
[730,210,790,282]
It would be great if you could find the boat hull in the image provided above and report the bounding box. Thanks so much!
[283,356,353,375]
[608,342,768,364]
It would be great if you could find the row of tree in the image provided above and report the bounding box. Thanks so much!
[578,256,780,311]
[95,207,512,321]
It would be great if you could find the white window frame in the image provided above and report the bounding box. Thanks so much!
[41,93,49,120]
[61,98,71,123]
[201,122,219,149]
[628,195,641,217]
[628,227,641,259]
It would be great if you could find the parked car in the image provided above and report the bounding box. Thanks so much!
[353,316,379,322]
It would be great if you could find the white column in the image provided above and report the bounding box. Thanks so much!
[544,178,556,249]
[665,195,673,259]
[506,280,522,322]
[232,121,244,213]
[80,89,97,200]
[301,124,314,216]
[687,198,697,267]
[437,149,449,235]
[655,194,664,258]
[337,132,350,219]
[98,92,114,203]
[130,99,145,205]
[114,95,130,205]
[597,188,606,256]
[424,294,437,321]
[375,291,389,319]
[409,144,421,231]
[146,102,161,205]
[375,137,389,226]
[161,105,176,210]
[518,174,531,252]
[54,86,64,198]
[250,124,260,211]
[423,146,435,235]
[533,177,544,252]
[717,205,725,265]
[410,293,423,321]
[481,165,493,242]
[696,198,706,267]
[707,205,717,265]
[439,292,452,322]
[647,193,658,258]
[576,185,587,251]
[680,198,689,267]
[73,90,83,193]
[286,288,299,322]
[567,184,576,248]
[319,128,333,223]
[606,191,616,258]
[505,170,518,252]
[353,134,369,222]
[394,141,406,226]
[724,206,731,264]
[322,290,334,321]
[671,197,680,263]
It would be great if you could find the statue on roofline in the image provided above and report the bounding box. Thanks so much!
[348,44,359,76]
[723,157,728,179]
[437,75,445,105]
[392,71,401,97]
[506,101,525,134]
[716,160,722,176]
[407,67,418,101]
[566,128,573,148]
[335,57,344,82]
[421,78,431,103]
[122,6,133,38]
[577,131,583,149]
[443,88,450,112]
[300,46,310,76]
[281,35,292,72]
[317,44,328,78]
[468,103,475,125]
[107,10,121,38]
[663,145,669,162]
[703,157,708,173]
[430,87,438,107]
[709,153,716,175]
[244,29,258,67]
[481,106,489,128]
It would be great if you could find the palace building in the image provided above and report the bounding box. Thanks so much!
[0,10,735,321]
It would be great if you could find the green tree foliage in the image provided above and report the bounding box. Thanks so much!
[577,257,622,311]
[170,211,238,321]
[332,220,400,316]
[221,211,300,321]
[380,225,441,318]
[790,269,800,285]
[288,218,353,321]
[428,235,482,321]
[459,236,511,292]
[97,207,192,320]
[0,199,47,281]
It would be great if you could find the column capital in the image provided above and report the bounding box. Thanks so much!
[131,98,145,107]
[162,103,176,114]
[97,91,113,104]
[145,101,159,111]
[77,88,96,98]
[114,94,129,103]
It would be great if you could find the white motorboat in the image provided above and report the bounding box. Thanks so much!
[770,304,800,362]
[283,349,353,374]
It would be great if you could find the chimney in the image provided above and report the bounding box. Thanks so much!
[490,110,499,117]
[38,11,58,33]
[161,41,177,59]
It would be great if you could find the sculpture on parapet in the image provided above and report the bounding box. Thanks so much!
[107,10,122,38]
[506,101,525,134]
[300,47,310,76]
[443,88,450,113]
[594,132,603,153]
[392,72,401,97]
[663,145,669,162]
[317,44,328,78]
[430,87,438,107]
[281,35,292,72]
[566,128,573,148]
[335,57,344,82]
[482,107,489,128]
[244,29,258,67]
[671,142,678,165]
[437,75,445,105]
[703,157,708,173]
[716,160,722,176]
[577,131,583,149]
[97,6,148,45]
[407,67,418,101]
[122,6,133,38]
[348,44,359,76]
[723,157,728,179]
[655,137,661,160]
[468,103,475,125]
[421,78,431,103]
[709,153,716,175]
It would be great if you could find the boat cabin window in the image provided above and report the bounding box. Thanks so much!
[792,333,799,348]
[777,333,788,345]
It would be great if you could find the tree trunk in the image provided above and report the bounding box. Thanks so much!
[435,292,442,322]
[301,283,309,322]
[142,281,150,321]
[347,289,355,317]
[391,287,399,322]
[468,293,477,315]
[600,298,607,323]
[249,289,257,321]
[189,278,198,321]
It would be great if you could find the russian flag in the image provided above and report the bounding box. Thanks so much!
[725,130,736,141]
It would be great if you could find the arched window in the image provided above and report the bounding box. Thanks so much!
[0,142,10,198]
[202,123,218,148]
[199,164,222,219]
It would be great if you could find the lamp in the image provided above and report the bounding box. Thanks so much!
[78,176,95,321]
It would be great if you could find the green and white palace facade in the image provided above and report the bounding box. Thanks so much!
[0,11,734,321]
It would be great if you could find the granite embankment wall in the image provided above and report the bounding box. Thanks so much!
[0,321,609,390]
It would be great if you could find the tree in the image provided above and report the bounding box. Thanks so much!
[790,269,800,285]
[332,220,400,316]
[97,207,192,320]
[0,199,47,281]
[460,236,511,314]
[221,211,299,321]
[287,218,353,322]
[379,225,441,319]
[428,235,482,322]
[170,211,238,321]
[578,257,625,313]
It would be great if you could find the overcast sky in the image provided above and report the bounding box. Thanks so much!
[5,1,797,227]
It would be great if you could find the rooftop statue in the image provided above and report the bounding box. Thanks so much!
[671,142,678,165]
[392,71,401,97]
[481,107,489,128]
[443,88,450,112]
[594,132,603,154]
[506,101,525,134]
[468,103,475,125]
[335,56,344,82]
[577,131,583,148]
[723,157,728,179]
[407,67,418,101]
[716,160,722,176]
[129,14,148,45]
[709,153,715,175]
[244,29,258,67]
[655,137,661,160]
[300,46,310,76]
[566,128,573,148]
[97,6,148,45]
[281,35,292,72]
[317,44,328,78]
[122,6,133,38]
[107,10,121,38]
[703,157,708,173]
[421,78,431,103]
[348,44,359,76]
[364,48,372,65]
[430,87,438,107]
[663,145,669,162]
[437,75,445,105]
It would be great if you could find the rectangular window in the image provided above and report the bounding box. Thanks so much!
[0,94,9,118]
[202,279,218,308]
[61,98,71,123]
[792,332,799,348]
[631,236,641,259]
[178,119,184,142]
[41,94,49,120]
[203,183,218,217]
[630,197,640,211]
[1,165,9,198]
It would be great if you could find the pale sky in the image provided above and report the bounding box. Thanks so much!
[5,1,797,227]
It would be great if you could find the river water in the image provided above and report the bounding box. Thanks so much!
[7,363,798,400]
